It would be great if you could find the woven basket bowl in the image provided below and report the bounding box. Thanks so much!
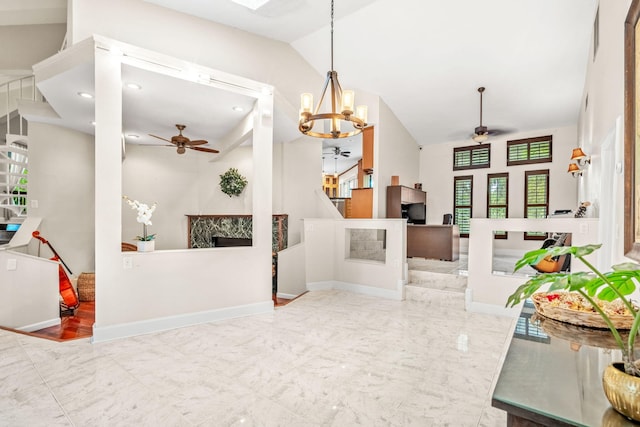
[531,292,635,330]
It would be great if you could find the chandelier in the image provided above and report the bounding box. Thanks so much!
[299,0,368,139]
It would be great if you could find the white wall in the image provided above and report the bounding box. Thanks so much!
[578,0,631,265]
[419,125,579,253]
[376,99,421,218]
[0,24,66,73]
[27,122,95,273]
[273,137,325,246]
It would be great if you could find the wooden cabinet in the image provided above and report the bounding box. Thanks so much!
[350,188,373,218]
[362,126,374,173]
[386,185,427,219]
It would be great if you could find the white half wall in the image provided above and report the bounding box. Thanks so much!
[303,218,407,300]
[467,218,599,314]
[0,249,59,331]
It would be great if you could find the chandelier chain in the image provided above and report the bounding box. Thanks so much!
[330,0,334,71]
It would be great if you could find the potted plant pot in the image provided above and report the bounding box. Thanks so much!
[136,240,155,252]
[603,363,640,422]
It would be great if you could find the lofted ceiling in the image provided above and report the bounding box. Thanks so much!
[145,0,598,145]
[5,0,599,173]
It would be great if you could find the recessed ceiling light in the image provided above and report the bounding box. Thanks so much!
[230,0,270,11]
[78,92,93,99]
[125,83,142,90]
[90,121,96,126]
[126,134,139,139]
[232,106,244,112]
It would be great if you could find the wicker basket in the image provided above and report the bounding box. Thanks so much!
[77,272,95,302]
[532,292,635,330]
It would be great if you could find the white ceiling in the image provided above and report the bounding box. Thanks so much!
[145,0,598,146]
[5,0,599,172]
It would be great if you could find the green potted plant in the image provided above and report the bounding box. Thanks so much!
[219,168,248,197]
[506,243,640,420]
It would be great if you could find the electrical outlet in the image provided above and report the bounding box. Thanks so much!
[123,257,133,269]
[30,200,38,208]
[6,259,17,270]
[579,223,589,234]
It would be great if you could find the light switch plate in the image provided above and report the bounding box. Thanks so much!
[123,257,133,269]
[7,259,17,270]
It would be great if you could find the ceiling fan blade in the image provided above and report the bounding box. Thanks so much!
[187,139,209,146]
[190,146,219,153]
[341,153,350,157]
[149,134,173,143]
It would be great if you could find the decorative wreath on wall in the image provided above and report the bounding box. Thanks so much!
[219,168,248,197]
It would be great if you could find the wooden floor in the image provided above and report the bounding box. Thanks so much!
[3,293,301,343]
[0,301,95,342]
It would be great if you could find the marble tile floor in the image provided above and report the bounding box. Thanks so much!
[0,289,516,427]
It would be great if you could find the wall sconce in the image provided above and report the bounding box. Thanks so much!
[567,163,583,177]
[570,148,591,167]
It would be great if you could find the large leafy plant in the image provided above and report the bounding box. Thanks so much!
[506,244,640,377]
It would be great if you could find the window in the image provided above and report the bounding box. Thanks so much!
[454,175,473,237]
[453,144,490,170]
[507,136,552,166]
[524,169,549,240]
[487,173,508,239]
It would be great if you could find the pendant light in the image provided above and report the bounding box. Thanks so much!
[299,0,368,139]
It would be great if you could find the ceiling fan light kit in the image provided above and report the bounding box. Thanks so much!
[299,0,368,139]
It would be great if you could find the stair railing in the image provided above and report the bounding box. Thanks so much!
[1,75,40,136]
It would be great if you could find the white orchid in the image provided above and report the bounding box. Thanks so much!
[123,196,157,241]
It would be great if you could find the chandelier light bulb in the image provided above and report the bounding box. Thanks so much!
[355,105,368,123]
[341,90,355,113]
[301,93,313,113]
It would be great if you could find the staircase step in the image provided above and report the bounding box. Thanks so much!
[408,269,467,293]
[405,285,466,308]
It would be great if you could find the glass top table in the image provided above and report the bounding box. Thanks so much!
[491,301,639,426]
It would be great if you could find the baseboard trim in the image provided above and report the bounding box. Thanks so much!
[465,289,520,317]
[18,318,61,332]
[276,292,299,300]
[307,280,403,300]
[92,301,274,343]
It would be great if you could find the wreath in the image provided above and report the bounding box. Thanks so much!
[219,168,248,197]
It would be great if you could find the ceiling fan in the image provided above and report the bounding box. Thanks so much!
[471,87,510,143]
[324,146,351,158]
[149,124,219,155]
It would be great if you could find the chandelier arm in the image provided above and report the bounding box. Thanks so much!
[314,72,333,115]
